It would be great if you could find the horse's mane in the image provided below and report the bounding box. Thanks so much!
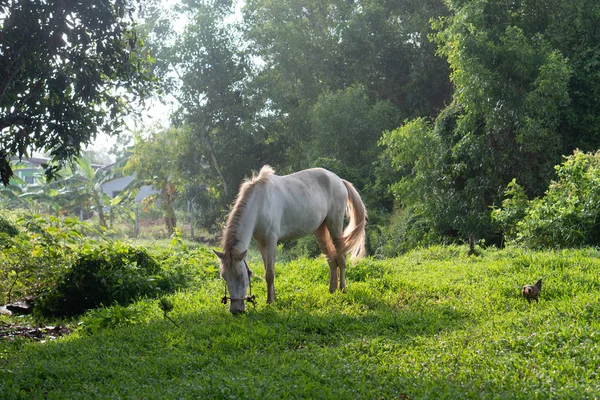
[221,165,275,262]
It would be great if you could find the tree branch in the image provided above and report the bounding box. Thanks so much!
[0,58,23,107]
[201,129,228,197]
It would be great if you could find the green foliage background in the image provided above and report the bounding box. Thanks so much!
[117,0,600,251]
[5,0,600,251]
[494,150,600,248]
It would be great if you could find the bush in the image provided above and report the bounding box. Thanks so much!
[153,230,221,291]
[0,215,19,237]
[277,236,321,262]
[493,150,600,248]
[35,241,163,317]
[1,214,218,317]
[0,214,84,305]
[79,302,154,335]
[378,111,500,251]
[0,216,19,255]
[491,178,529,244]
[370,206,446,258]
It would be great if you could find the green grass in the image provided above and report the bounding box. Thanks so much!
[2,245,600,399]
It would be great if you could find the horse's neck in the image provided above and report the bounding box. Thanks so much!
[231,191,260,251]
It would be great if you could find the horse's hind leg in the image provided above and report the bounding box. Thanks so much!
[334,239,347,293]
[314,223,338,293]
[326,218,347,293]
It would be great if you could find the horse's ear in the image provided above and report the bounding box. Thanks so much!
[232,248,247,260]
[213,250,225,260]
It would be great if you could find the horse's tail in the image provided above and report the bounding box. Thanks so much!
[341,180,367,259]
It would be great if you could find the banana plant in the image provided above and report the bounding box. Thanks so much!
[73,157,112,228]
[0,163,33,209]
[19,157,121,228]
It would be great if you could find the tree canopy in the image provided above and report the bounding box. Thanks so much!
[124,128,185,235]
[137,0,452,225]
[5,0,600,251]
[0,0,155,185]
[379,0,600,248]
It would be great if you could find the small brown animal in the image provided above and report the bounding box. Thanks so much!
[522,279,542,303]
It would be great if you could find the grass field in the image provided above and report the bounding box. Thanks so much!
[1,245,599,399]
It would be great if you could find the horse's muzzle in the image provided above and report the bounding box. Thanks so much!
[229,300,246,315]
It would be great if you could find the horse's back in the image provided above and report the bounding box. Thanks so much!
[257,168,347,240]
[279,168,347,205]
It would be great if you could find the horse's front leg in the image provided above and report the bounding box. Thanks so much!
[258,240,277,303]
[266,260,276,303]
[329,265,339,294]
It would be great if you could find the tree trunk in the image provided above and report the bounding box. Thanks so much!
[162,182,177,236]
[188,200,195,239]
[134,206,139,237]
[93,193,107,228]
[97,207,107,228]
[200,130,229,197]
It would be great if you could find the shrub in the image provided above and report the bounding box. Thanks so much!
[493,150,600,248]
[379,111,500,251]
[1,215,218,317]
[0,215,19,237]
[491,178,529,244]
[0,215,19,252]
[0,215,82,305]
[153,230,221,291]
[35,241,162,317]
[370,206,445,258]
[79,302,154,335]
[277,236,321,262]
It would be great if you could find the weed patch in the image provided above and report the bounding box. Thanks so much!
[1,246,600,399]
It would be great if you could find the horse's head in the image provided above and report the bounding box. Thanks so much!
[214,248,251,315]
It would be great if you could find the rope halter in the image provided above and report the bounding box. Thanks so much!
[221,260,256,306]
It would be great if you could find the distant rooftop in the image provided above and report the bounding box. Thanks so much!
[10,156,105,170]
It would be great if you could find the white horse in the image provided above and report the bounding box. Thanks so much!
[214,165,367,314]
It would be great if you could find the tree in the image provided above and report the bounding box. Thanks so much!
[18,164,77,216]
[336,0,452,117]
[72,157,113,228]
[17,157,115,227]
[380,0,585,247]
[0,0,155,185]
[165,1,267,216]
[309,84,401,205]
[124,128,185,236]
[0,172,26,209]
[243,0,452,173]
[433,6,572,194]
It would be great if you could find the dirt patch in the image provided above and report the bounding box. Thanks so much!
[0,323,73,343]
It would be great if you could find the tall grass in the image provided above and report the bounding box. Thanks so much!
[1,245,599,399]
